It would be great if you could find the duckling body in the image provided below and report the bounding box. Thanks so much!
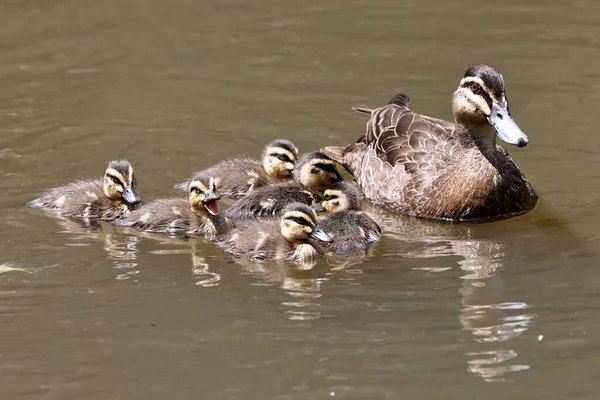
[223,151,343,219]
[175,139,298,199]
[322,65,537,223]
[115,173,229,238]
[27,159,141,222]
[217,203,332,264]
[314,181,381,253]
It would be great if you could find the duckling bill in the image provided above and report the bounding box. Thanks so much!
[114,173,229,238]
[27,159,141,223]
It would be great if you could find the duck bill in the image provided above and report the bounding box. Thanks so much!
[122,186,141,204]
[487,102,529,148]
[312,203,325,213]
[309,226,333,243]
[202,192,221,215]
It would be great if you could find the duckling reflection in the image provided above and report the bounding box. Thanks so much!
[376,211,534,382]
[174,139,299,198]
[102,229,141,281]
[224,151,344,219]
[28,159,141,224]
[237,258,327,321]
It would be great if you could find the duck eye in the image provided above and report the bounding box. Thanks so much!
[190,187,202,195]
[324,195,331,201]
[276,154,290,162]
[470,83,481,93]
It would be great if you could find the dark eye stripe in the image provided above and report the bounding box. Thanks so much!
[313,163,337,173]
[108,175,123,185]
[270,153,291,162]
[462,82,494,108]
[286,216,312,226]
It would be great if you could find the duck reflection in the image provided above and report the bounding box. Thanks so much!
[371,205,535,382]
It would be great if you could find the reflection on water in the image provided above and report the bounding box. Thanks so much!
[103,232,140,281]
[456,239,536,382]
[378,210,536,382]
[190,240,222,287]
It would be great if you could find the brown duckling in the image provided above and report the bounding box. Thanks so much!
[174,139,299,198]
[313,181,381,254]
[27,159,141,223]
[223,151,344,219]
[114,173,229,238]
[216,202,333,264]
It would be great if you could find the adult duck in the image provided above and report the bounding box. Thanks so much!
[322,65,538,223]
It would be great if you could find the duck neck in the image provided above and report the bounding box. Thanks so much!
[191,204,210,221]
[454,119,498,156]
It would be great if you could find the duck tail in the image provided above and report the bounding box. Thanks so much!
[388,93,410,107]
[320,145,347,164]
[352,107,374,115]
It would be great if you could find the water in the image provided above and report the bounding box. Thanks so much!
[1,0,600,398]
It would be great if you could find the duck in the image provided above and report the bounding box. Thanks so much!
[313,181,381,253]
[27,159,142,223]
[174,139,299,199]
[216,202,333,264]
[321,64,538,223]
[114,173,230,238]
[223,151,344,219]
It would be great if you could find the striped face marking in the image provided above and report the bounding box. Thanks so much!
[265,147,296,164]
[283,211,315,227]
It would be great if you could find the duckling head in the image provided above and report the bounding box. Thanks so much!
[280,203,333,244]
[313,181,361,213]
[452,64,529,148]
[103,160,141,205]
[261,139,299,178]
[188,173,221,216]
[292,151,343,189]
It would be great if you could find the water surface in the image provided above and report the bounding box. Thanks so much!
[2,1,600,399]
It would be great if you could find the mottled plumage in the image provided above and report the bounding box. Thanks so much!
[314,181,381,253]
[223,151,343,219]
[114,173,229,238]
[174,139,298,199]
[216,203,332,265]
[27,159,141,223]
[322,65,537,223]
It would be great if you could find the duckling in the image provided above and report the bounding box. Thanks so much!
[217,202,333,264]
[174,139,299,198]
[223,151,344,219]
[114,173,229,238]
[313,181,381,254]
[27,159,141,223]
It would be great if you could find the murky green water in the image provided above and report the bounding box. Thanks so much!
[2,1,600,398]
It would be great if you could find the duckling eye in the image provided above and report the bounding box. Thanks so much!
[287,216,311,227]
[107,175,122,185]
[470,83,481,94]
[324,195,331,201]
[276,154,291,162]
[190,187,202,195]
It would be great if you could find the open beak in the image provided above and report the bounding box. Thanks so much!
[309,226,333,243]
[312,203,325,213]
[202,191,221,215]
[122,186,141,204]
[487,101,529,148]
